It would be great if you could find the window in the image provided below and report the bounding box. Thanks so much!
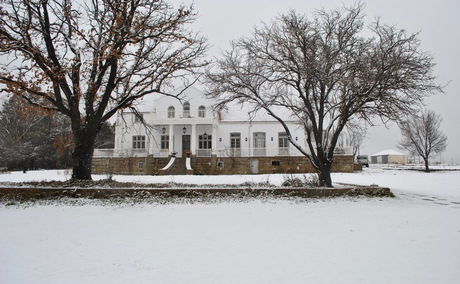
[230,133,241,149]
[132,135,145,149]
[217,161,224,168]
[230,132,241,157]
[138,162,145,169]
[253,132,266,156]
[253,132,266,148]
[199,134,212,149]
[160,135,169,150]
[183,102,190,117]
[278,132,289,148]
[271,160,280,166]
[168,106,175,118]
[278,132,289,155]
[198,105,206,118]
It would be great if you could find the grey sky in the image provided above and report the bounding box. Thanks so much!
[181,0,460,163]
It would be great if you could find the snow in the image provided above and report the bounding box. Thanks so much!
[371,149,406,156]
[1,167,460,283]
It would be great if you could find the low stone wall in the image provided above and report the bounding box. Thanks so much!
[92,156,169,175]
[0,186,393,202]
[92,155,355,175]
[193,155,354,175]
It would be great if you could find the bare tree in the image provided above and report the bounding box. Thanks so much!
[0,0,207,179]
[346,122,367,158]
[205,4,440,187]
[398,110,447,172]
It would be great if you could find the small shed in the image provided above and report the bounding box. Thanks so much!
[370,149,407,165]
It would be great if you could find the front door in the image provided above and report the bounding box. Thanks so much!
[182,135,191,157]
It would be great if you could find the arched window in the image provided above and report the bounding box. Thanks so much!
[168,106,175,118]
[198,105,206,118]
[183,102,190,117]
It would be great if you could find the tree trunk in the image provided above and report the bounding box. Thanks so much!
[71,129,97,180]
[318,164,333,187]
[424,158,430,173]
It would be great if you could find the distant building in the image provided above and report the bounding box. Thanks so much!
[370,149,407,165]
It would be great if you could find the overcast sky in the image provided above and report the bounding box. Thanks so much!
[179,0,460,163]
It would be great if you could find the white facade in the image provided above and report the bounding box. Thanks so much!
[94,86,352,158]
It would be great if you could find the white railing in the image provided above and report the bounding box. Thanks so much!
[278,147,289,156]
[197,149,212,157]
[215,147,295,157]
[93,149,150,158]
[93,149,114,157]
[160,157,175,170]
[154,150,170,158]
[151,110,209,120]
[94,146,353,159]
[253,147,266,157]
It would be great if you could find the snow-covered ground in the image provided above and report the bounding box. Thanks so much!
[1,167,459,284]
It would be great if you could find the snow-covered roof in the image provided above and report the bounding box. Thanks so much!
[371,149,406,156]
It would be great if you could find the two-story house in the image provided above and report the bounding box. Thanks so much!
[92,86,354,175]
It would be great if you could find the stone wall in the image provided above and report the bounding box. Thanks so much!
[93,155,355,175]
[92,156,169,175]
[193,155,354,175]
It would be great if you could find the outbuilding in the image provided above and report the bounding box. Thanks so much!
[370,149,407,165]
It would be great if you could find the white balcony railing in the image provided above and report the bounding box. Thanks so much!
[197,149,212,157]
[93,148,149,158]
[253,147,266,157]
[216,147,294,157]
[154,150,170,158]
[278,147,289,156]
[94,146,354,159]
[93,149,114,157]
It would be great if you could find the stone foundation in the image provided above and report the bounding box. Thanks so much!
[92,156,169,175]
[92,155,355,175]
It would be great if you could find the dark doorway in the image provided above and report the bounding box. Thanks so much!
[182,135,191,157]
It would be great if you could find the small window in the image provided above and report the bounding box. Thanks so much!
[183,102,190,117]
[271,160,280,166]
[278,132,289,155]
[198,105,206,118]
[132,135,146,149]
[279,132,289,148]
[198,134,212,149]
[168,106,175,118]
[138,162,145,169]
[217,161,224,168]
[160,135,169,150]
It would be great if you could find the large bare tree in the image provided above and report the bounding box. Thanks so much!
[0,0,207,179]
[398,110,447,172]
[206,4,440,187]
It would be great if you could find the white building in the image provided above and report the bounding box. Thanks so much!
[93,86,354,175]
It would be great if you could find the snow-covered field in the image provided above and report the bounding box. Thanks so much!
[1,167,459,284]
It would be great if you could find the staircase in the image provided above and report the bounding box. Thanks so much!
[159,157,193,175]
